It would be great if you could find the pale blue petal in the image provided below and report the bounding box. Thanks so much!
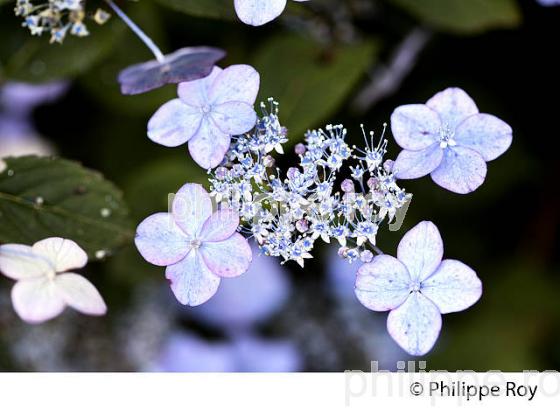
[355,255,411,312]
[209,64,260,105]
[397,221,443,282]
[147,99,202,147]
[171,183,213,237]
[426,87,478,129]
[211,101,257,135]
[199,233,252,278]
[165,251,221,306]
[387,292,442,356]
[431,147,487,194]
[135,213,190,267]
[199,209,239,242]
[177,66,222,107]
[188,119,231,169]
[390,104,441,150]
[393,144,443,179]
[234,0,287,26]
[454,113,512,161]
[421,259,482,314]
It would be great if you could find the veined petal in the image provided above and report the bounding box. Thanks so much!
[431,147,487,194]
[172,183,213,238]
[426,87,478,129]
[165,251,221,306]
[32,237,87,273]
[397,221,443,282]
[390,104,441,150]
[209,64,260,105]
[393,144,443,180]
[387,292,442,356]
[234,0,287,26]
[135,213,191,267]
[11,277,65,324]
[355,255,412,312]
[55,273,107,316]
[211,102,257,135]
[147,99,202,147]
[421,259,482,314]
[454,113,513,161]
[199,233,252,278]
[0,244,52,280]
[188,119,231,169]
[199,209,240,242]
[178,66,222,107]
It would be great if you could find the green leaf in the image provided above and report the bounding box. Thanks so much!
[252,35,378,143]
[0,14,125,83]
[0,156,133,258]
[155,0,236,20]
[387,0,521,34]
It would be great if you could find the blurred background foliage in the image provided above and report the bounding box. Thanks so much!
[0,0,559,371]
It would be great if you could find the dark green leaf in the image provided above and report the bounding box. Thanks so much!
[388,0,521,34]
[155,0,236,20]
[252,35,378,143]
[0,156,133,258]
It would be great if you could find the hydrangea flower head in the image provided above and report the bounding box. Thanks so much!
[355,221,482,355]
[391,87,512,194]
[148,65,260,169]
[135,183,252,306]
[0,238,107,324]
[234,0,309,26]
[118,47,226,95]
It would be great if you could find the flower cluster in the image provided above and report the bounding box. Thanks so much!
[208,100,412,267]
[14,0,110,43]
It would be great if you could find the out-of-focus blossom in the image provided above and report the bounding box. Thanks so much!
[355,221,482,355]
[0,81,68,116]
[118,47,226,95]
[189,246,291,330]
[148,65,259,169]
[234,0,309,26]
[536,0,560,6]
[135,183,252,306]
[391,87,512,194]
[153,331,302,372]
[0,238,107,324]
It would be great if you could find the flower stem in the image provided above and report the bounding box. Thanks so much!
[104,0,166,64]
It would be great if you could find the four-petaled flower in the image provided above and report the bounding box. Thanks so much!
[148,65,260,169]
[391,87,512,194]
[234,0,309,26]
[135,183,253,306]
[355,221,482,355]
[0,237,107,324]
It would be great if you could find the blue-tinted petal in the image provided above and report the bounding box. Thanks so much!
[387,292,442,356]
[393,144,443,180]
[211,101,257,135]
[421,259,482,314]
[234,0,287,26]
[355,255,411,312]
[171,183,213,237]
[390,104,441,150]
[199,233,252,278]
[209,65,260,105]
[188,119,231,169]
[430,146,487,194]
[147,99,202,147]
[397,221,443,283]
[454,113,512,161]
[426,87,478,129]
[178,66,222,107]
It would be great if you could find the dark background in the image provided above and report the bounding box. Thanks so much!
[0,0,559,371]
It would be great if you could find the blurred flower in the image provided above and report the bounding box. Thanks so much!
[355,221,482,356]
[189,246,291,330]
[153,331,301,372]
[391,87,512,194]
[0,81,68,116]
[148,65,259,168]
[537,0,560,5]
[135,183,252,306]
[118,47,226,95]
[234,0,309,26]
[0,238,107,324]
